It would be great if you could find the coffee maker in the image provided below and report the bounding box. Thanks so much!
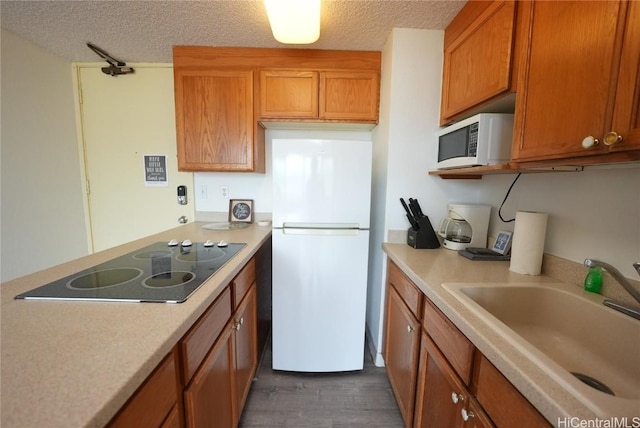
[438,204,491,250]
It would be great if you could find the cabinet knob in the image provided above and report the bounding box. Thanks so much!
[406,325,416,333]
[603,131,623,146]
[581,136,599,149]
[451,392,465,404]
[233,322,241,331]
[461,408,475,421]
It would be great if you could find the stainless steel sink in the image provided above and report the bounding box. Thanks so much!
[442,282,640,417]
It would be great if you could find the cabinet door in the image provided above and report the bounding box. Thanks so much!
[512,1,624,161]
[610,0,640,152]
[160,406,181,428]
[259,70,319,118]
[183,324,234,428]
[414,333,494,428]
[108,350,180,428]
[320,71,379,121]
[233,283,258,423]
[473,354,551,427]
[383,285,421,427]
[440,0,517,122]
[174,69,257,171]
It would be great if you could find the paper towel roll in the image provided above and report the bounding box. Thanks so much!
[509,211,548,275]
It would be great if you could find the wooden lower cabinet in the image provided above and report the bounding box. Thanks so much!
[383,257,551,428]
[182,264,259,428]
[383,284,421,427]
[182,286,258,428]
[414,332,493,428]
[108,349,181,428]
[161,406,182,428]
[108,254,263,428]
[233,283,258,422]
[184,321,235,428]
[473,354,550,428]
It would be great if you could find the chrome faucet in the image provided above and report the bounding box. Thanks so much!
[584,259,640,320]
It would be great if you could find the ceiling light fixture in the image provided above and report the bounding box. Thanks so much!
[264,0,321,44]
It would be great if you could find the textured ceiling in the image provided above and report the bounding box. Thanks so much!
[0,0,465,63]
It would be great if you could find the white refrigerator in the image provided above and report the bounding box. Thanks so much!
[272,138,372,372]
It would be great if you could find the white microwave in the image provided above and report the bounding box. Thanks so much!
[436,113,514,169]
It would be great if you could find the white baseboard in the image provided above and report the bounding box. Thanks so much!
[365,324,386,367]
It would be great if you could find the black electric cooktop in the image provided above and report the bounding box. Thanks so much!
[15,241,246,303]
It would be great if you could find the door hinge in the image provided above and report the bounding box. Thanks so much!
[85,179,91,195]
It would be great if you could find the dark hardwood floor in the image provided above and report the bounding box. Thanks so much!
[239,337,405,428]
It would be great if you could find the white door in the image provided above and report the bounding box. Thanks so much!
[78,65,194,252]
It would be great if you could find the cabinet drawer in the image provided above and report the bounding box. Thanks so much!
[387,260,422,319]
[108,350,179,428]
[233,257,256,309]
[473,354,551,427]
[423,297,474,385]
[180,286,232,383]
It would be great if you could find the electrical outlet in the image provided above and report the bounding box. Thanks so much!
[221,186,229,199]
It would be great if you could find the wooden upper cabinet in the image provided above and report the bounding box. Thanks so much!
[174,68,264,172]
[260,70,319,118]
[440,1,517,124]
[259,69,379,122]
[610,0,640,153]
[320,71,379,121]
[173,47,379,172]
[512,0,640,163]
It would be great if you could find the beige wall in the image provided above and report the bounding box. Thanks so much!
[1,29,88,282]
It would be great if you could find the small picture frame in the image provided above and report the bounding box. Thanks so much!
[228,199,254,223]
[492,230,513,255]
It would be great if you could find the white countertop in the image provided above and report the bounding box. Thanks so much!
[0,222,272,428]
[382,243,639,424]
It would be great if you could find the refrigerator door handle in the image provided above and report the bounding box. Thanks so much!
[282,222,361,230]
[281,227,361,236]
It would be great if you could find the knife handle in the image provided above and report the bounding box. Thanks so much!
[400,198,411,214]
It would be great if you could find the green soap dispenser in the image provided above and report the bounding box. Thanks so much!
[584,266,603,293]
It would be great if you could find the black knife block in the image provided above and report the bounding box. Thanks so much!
[407,217,441,249]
